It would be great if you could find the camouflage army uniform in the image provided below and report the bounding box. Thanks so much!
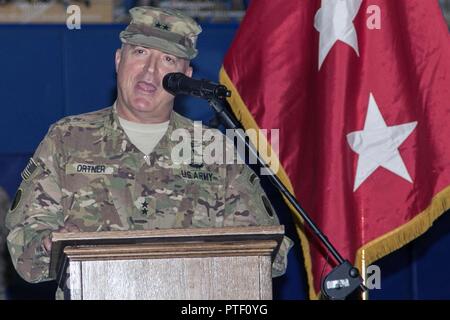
[0,187,10,300]
[6,106,293,285]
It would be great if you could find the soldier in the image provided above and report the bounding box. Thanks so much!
[0,187,10,300]
[5,6,293,296]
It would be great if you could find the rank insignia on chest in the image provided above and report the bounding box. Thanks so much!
[134,196,155,217]
[141,199,149,215]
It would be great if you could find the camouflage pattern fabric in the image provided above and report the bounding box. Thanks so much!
[6,106,293,285]
[0,187,10,300]
[120,6,202,60]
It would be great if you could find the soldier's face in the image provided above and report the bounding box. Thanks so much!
[115,44,192,122]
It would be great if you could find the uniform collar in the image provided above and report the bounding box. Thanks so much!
[103,102,181,164]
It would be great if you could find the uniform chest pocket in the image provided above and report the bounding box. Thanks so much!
[63,161,120,230]
[174,166,226,227]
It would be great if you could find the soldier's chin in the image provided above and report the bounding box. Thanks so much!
[130,97,158,112]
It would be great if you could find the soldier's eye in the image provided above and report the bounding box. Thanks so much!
[164,56,176,64]
[134,48,145,55]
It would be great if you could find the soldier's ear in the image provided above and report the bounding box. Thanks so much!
[115,49,122,73]
[184,64,193,78]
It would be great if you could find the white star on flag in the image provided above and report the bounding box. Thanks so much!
[314,0,363,70]
[346,93,418,191]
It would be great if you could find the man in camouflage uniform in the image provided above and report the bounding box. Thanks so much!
[6,6,293,292]
[0,187,10,300]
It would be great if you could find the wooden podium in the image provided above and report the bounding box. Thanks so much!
[49,226,284,300]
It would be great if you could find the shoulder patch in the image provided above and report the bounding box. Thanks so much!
[10,188,22,212]
[21,158,38,181]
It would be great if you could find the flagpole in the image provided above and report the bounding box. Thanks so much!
[208,97,366,300]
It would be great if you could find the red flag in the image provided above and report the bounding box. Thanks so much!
[220,0,450,298]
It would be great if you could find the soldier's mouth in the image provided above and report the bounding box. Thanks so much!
[136,81,157,94]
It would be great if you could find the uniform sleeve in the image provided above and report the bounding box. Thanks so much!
[5,125,65,283]
[0,187,10,300]
[0,188,10,244]
[225,163,293,277]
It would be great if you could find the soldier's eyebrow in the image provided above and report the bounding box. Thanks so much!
[129,45,144,50]
[124,44,142,52]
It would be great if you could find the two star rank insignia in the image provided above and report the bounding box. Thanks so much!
[141,199,149,215]
[155,21,170,31]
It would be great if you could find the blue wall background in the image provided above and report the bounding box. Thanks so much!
[1,24,450,300]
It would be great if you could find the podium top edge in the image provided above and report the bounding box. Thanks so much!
[51,225,285,242]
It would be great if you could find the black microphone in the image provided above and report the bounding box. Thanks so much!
[163,72,231,100]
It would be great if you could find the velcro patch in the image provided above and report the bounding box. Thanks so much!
[66,163,118,175]
[21,158,38,181]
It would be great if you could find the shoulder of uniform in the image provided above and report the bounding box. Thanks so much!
[172,111,217,133]
[51,107,111,131]
[172,111,196,127]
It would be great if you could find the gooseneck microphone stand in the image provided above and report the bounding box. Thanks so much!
[163,71,366,299]
[206,92,365,300]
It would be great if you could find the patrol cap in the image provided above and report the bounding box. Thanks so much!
[120,6,202,60]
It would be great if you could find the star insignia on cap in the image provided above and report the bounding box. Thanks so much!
[155,21,170,31]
